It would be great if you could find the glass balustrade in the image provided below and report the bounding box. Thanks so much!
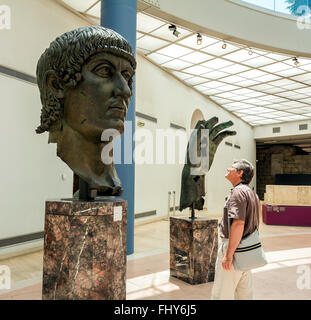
[237,0,311,17]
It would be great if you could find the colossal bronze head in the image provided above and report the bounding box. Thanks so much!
[36,26,136,197]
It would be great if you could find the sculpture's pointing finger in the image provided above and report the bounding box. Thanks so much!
[213,130,237,146]
[210,121,234,139]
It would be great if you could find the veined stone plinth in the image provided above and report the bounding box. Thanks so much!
[42,198,127,300]
[170,217,218,285]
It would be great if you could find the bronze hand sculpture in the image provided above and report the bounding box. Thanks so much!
[179,117,237,218]
[36,26,136,199]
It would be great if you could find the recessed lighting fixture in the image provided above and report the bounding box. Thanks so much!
[197,33,202,45]
[222,41,227,49]
[248,48,254,55]
[168,24,180,37]
[293,57,300,67]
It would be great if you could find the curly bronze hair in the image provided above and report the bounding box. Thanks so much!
[36,26,136,134]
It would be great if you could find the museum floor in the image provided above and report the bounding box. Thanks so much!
[0,213,311,300]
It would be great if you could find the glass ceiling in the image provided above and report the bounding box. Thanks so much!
[61,0,311,127]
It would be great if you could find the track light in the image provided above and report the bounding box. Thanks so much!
[293,57,300,67]
[222,41,227,49]
[197,33,202,45]
[248,48,253,55]
[168,24,180,37]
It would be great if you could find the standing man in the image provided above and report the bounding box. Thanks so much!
[211,159,260,300]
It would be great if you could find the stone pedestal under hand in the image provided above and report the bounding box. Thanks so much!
[170,216,218,285]
[42,198,127,300]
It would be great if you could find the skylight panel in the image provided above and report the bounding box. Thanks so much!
[183,65,211,75]
[241,115,266,121]
[291,74,311,82]
[217,84,240,92]
[156,44,193,58]
[276,91,299,97]
[293,87,311,95]
[221,75,246,84]
[136,32,144,39]
[238,80,259,87]
[243,56,275,67]
[137,48,150,55]
[201,70,229,79]
[171,71,193,80]
[269,79,298,87]
[252,119,281,125]
[210,97,233,104]
[278,115,308,121]
[201,42,239,56]
[220,64,250,74]
[137,13,166,33]
[147,52,172,64]
[299,97,311,104]
[290,108,310,114]
[201,80,224,88]
[254,74,281,82]
[276,68,306,77]
[185,77,208,85]
[281,100,308,108]
[224,49,259,62]
[238,69,268,79]
[136,35,169,51]
[260,62,291,73]
[201,88,223,95]
[264,53,290,61]
[284,83,306,90]
[201,58,233,69]
[180,51,213,63]
[161,59,192,70]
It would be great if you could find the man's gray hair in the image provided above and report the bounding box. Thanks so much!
[233,159,254,184]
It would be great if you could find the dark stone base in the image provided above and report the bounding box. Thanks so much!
[170,216,218,285]
[42,198,127,300]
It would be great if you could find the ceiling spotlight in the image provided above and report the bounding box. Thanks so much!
[197,33,202,45]
[168,24,180,37]
[248,48,253,55]
[222,41,227,49]
[293,57,300,67]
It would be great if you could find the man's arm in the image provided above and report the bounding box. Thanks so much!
[222,218,245,271]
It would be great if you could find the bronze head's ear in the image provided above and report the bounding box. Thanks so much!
[46,70,65,99]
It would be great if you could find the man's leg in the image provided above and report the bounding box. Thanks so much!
[211,241,243,300]
[234,270,253,300]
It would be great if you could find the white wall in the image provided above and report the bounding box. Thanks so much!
[153,0,311,57]
[135,54,256,217]
[254,119,311,140]
[0,0,89,242]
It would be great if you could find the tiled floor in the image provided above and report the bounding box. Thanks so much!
[0,214,311,300]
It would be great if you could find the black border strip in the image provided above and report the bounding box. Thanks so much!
[0,65,37,84]
[136,111,157,123]
[0,232,44,248]
[234,144,241,149]
[225,142,233,146]
[170,123,186,131]
[135,210,156,219]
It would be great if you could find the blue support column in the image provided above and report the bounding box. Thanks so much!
[101,0,136,255]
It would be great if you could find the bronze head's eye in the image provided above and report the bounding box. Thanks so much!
[93,64,112,78]
[122,71,132,82]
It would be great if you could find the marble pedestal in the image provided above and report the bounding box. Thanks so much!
[170,216,218,285]
[42,198,127,300]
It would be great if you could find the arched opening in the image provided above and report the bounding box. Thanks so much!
[190,109,205,129]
